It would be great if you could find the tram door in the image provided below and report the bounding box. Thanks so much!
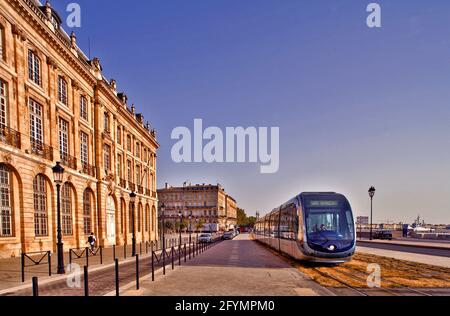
[106,196,116,244]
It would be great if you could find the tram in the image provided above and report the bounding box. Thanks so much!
[254,192,356,264]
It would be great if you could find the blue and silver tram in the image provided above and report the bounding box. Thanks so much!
[254,192,356,264]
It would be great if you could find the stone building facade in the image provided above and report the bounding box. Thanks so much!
[157,183,237,231]
[0,0,159,258]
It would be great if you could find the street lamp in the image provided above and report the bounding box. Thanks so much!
[368,186,376,240]
[129,191,137,257]
[189,211,192,245]
[178,211,183,246]
[52,162,65,274]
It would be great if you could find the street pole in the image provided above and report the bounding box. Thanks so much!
[56,183,65,274]
[368,186,376,241]
[130,192,137,257]
[189,212,192,245]
[179,212,183,246]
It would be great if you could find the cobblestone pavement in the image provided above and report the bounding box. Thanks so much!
[123,234,333,296]
[0,237,215,296]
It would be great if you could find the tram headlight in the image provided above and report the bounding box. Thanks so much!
[328,245,336,251]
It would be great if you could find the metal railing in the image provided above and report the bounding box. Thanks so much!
[0,125,21,149]
[30,140,54,161]
[21,250,52,282]
[81,162,96,177]
[60,153,77,170]
[69,246,103,267]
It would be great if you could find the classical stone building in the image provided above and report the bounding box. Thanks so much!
[157,183,237,231]
[0,0,159,258]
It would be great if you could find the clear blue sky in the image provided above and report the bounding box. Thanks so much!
[52,0,450,224]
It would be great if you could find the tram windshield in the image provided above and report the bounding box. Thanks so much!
[304,196,355,252]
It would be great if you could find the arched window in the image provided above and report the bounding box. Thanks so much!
[145,205,149,232]
[83,189,92,235]
[61,184,73,236]
[152,206,156,233]
[34,174,47,236]
[0,164,12,237]
[137,203,142,233]
[120,199,125,234]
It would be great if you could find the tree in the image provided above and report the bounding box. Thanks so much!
[237,208,257,227]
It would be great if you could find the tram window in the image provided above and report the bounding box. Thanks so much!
[280,204,297,240]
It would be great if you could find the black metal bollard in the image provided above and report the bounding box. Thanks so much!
[140,242,142,255]
[84,266,89,297]
[113,245,116,260]
[86,247,89,267]
[100,246,103,264]
[124,244,127,259]
[32,277,39,297]
[178,245,181,266]
[48,251,52,277]
[171,247,174,270]
[136,255,140,290]
[146,242,148,254]
[184,244,187,262]
[115,258,119,296]
[69,250,72,265]
[151,252,155,281]
[163,248,166,275]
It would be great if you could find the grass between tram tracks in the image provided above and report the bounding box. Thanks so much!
[295,253,450,288]
[249,234,450,289]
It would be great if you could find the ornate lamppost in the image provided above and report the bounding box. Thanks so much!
[178,211,183,246]
[160,203,165,251]
[368,186,376,240]
[52,162,65,274]
[130,191,137,257]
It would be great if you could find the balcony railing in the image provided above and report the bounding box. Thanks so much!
[0,126,21,149]
[145,188,151,196]
[81,162,96,177]
[137,185,144,194]
[128,182,136,192]
[120,178,127,188]
[30,140,54,161]
[60,153,77,170]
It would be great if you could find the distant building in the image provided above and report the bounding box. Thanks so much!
[157,183,237,231]
[356,216,369,225]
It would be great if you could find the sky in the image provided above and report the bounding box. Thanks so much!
[51,0,450,224]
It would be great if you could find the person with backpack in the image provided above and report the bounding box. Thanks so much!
[87,232,96,252]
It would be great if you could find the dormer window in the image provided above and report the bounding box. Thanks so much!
[58,76,68,105]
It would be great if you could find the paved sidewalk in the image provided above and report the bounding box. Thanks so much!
[357,246,450,268]
[122,234,333,296]
[359,239,450,249]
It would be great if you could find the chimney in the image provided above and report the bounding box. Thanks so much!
[165,182,168,189]
[70,31,77,47]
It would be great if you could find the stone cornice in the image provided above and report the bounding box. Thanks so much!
[7,0,97,86]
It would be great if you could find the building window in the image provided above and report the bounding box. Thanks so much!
[117,154,122,178]
[58,118,69,161]
[136,142,140,158]
[121,201,125,234]
[61,184,73,236]
[58,76,68,105]
[145,206,149,232]
[127,160,132,184]
[83,190,92,235]
[117,126,122,145]
[28,50,41,85]
[0,165,12,237]
[136,165,141,187]
[29,99,43,149]
[0,79,7,129]
[34,175,47,236]
[104,112,110,132]
[80,132,89,167]
[0,26,4,61]
[104,144,111,171]
[127,135,131,152]
[80,96,88,121]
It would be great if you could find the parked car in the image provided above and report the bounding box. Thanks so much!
[198,233,213,243]
[222,231,235,240]
[373,230,393,240]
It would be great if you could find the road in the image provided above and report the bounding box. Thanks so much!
[357,241,450,257]
[122,234,332,296]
